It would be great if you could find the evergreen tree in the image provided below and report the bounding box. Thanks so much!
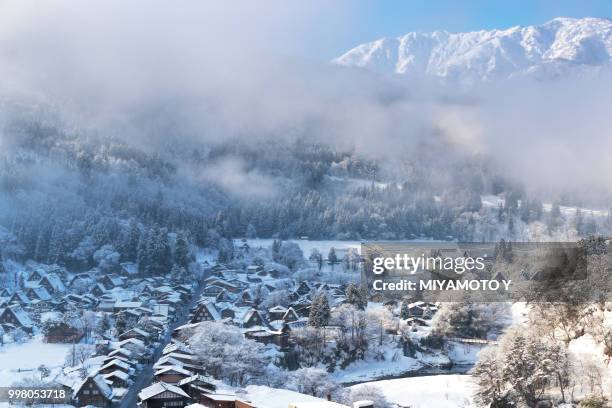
[309,249,323,271]
[0,255,5,276]
[122,219,140,261]
[271,239,282,261]
[245,224,257,239]
[327,247,339,271]
[346,283,367,310]
[137,229,150,275]
[308,293,330,328]
[174,232,191,268]
[400,298,410,319]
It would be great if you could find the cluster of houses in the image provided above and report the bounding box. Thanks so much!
[0,260,206,407]
[0,265,70,335]
[138,339,257,408]
[173,264,349,351]
[0,253,441,408]
[68,270,200,407]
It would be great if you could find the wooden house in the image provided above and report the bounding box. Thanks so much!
[72,374,113,407]
[0,305,33,333]
[178,374,216,401]
[138,382,192,408]
[154,365,193,384]
[191,302,221,323]
[44,321,84,343]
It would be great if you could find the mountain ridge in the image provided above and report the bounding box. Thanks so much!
[332,17,612,82]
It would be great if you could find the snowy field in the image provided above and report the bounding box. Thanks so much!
[237,385,348,408]
[240,238,362,257]
[355,374,476,408]
[0,336,70,386]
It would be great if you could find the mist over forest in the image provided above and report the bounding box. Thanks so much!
[1,1,612,266]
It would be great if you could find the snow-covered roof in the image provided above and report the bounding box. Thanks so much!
[74,374,113,399]
[103,370,130,382]
[4,305,33,327]
[109,348,133,358]
[118,338,146,348]
[138,382,189,401]
[202,393,237,401]
[101,359,131,372]
[177,374,216,387]
[120,327,150,337]
[115,301,143,309]
[162,340,192,355]
[199,302,221,321]
[42,274,66,292]
[153,356,184,370]
[154,365,193,376]
[28,286,52,301]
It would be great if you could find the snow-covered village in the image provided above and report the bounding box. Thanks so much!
[1,1,612,408]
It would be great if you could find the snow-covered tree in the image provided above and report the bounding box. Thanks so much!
[288,367,339,399]
[341,384,391,408]
[432,302,510,339]
[174,231,191,268]
[188,321,268,385]
[308,293,330,328]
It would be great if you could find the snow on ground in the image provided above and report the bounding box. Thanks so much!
[238,385,347,408]
[481,195,504,209]
[241,238,362,257]
[542,202,606,218]
[510,302,529,325]
[356,374,476,408]
[445,342,483,365]
[0,336,70,386]
[331,345,424,383]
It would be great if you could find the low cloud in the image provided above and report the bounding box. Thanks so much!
[0,1,610,205]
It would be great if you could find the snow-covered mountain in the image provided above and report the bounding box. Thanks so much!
[333,17,612,82]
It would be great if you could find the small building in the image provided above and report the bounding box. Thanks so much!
[0,304,33,333]
[39,273,66,295]
[242,309,268,329]
[72,374,113,408]
[102,370,131,388]
[138,382,192,408]
[154,365,193,384]
[44,321,84,343]
[268,305,288,321]
[178,374,216,400]
[191,302,221,323]
[118,327,151,342]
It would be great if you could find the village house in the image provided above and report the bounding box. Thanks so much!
[27,269,46,282]
[0,304,34,333]
[295,281,312,297]
[38,273,66,295]
[44,321,84,343]
[154,365,193,383]
[178,374,216,401]
[99,359,134,376]
[25,286,52,302]
[119,327,151,342]
[102,370,131,388]
[241,309,268,329]
[100,274,126,289]
[267,306,289,321]
[191,302,221,323]
[73,374,114,408]
[138,382,192,408]
[194,393,255,408]
[8,291,30,306]
[91,283,108,297]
